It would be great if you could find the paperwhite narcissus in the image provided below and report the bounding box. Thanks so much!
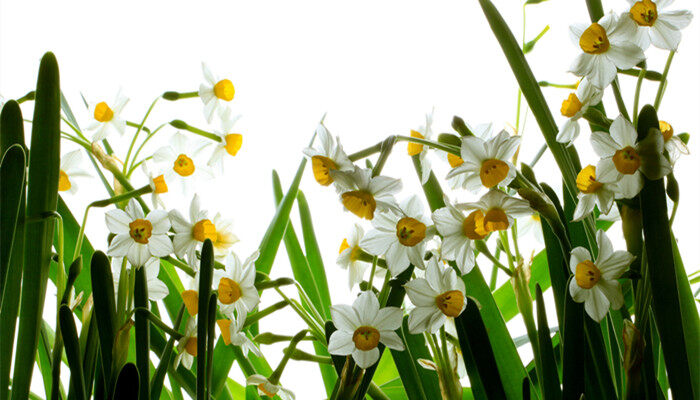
[658,120,689,163]
[446,130,521,192]
[111,257,169,302]
[246,375,295,400]
[517,213,544,244]
[444,123,494,189]
[302,123,354,187]
[142,163,168,209]
[333,168,402,220]
[327,291,404,369]
[153,132,213,194]
[105,199,173,267]
[181,273,200,317]
[573,165,616,221]
[431,199,482,275]
[590,115,671,199]
[199,62,235,123]
[58,150,90,194]
[216,314,262,357]
[174,318,198,369]
[360,196,431,276]
[337,224,373,289]
[213,250,260,325]
[407,110,434,185]
[568,230,634,322]
[404,257,466,334]
[620,0,693,51]
[457,189,532,235]
[86,91,128,141]
[556,78,604,144]
[207,108,243,173]
[569,13,645,89]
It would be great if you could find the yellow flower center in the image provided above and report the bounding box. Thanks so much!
[484,208,509,232]
[352,326,381,351]
[216,319,232,345]
[258,383,276,397]
[339,239,362,261]
[128,219,153,244]
[462,210,487,240]
[480,159,510,188]
[447,153,464,168]
[93,101,114,122]
[224,134,243,156]
[561,93,583,118]
[407,130,425,156]
[659,120,673,142]
[311,155,338,186]
[182,290,199,316]
[576,165,603,194]
[58,170,71,192]
[579,23,610,54]
[152,174,168,194]
[396,217,427,247]
[342,190,377,220]
[173,154,195,177]
[630,0,657,26]
[213,79,235,101]
[435,290,465,317]
[218,277,242,305]
[575,260,601,289]
[612,146,641,175]
[185,337,198,356]
[193,219,217,242]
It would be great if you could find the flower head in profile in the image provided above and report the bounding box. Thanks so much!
[86,91,128,141]
[360,196,431,276]
[620,0,693,50]
[327,291,404,369]
[404,257,466,334]
[181,274,200,317]
[457,189,532,235]
[213,250,260,324]
[302,123,354,187]
[111,257,169,302]
[105,199,173,267]
[246,375,295,400]
[569,13,645,88]
[573,165,616,221]
[446,130,521,192]
[658,120,689,164]
[333,168,402,220]
[590,115,671,199]
[337,224,373,289]
[444,122,494,189]
[142,163,169,209]
[153,132,212,194]
[174,318,198,369]
[199,62,235,123]
[518,213,544,243]
[431,199,482,275]
[207,108,243,173]
[58,150,91,195]
[569,230,634,322]
[556,78,604,144]
[407,110,434,184]
[216,314,262,357]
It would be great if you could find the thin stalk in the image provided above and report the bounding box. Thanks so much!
[128,123,166,173]
[498,231,516,272]
[163,256,195,277]
[632,68,646,127]
[611,77,630,121]
[475,241,512,277]
[510,221,522,263]
[653,51,675,110]
[530,144,547,167]
[170,120,221,142]
[124,97,159,173]
[367,256,378,290]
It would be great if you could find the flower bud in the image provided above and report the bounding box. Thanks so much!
[169,119,189,130]
[451,116,474,137]
[437,133,462,148]
[665,172,679,203]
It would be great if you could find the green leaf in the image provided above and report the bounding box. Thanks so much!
[535,285,562,399]
[197,239,214,400]
[134,266,151,400]
[492,250,550,322]
[90,251,118,393]
[389,316,442,400]
[59,305,86,400]
[113,363,140,400]
[150,305,184,400]
[0,145,25,297]
[81,313,99,400]
[11,52,61,400]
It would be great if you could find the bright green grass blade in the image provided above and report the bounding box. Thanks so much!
[535,285,562,399]
[389,316,442,400]
[135,266,151,400]
[59,305,86,400]
[11,52,61,400]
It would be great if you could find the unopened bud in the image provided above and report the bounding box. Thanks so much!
[91,142,121,172]
[438,133,462,148]
[451,116,473,137]
[519,163,538,187]
[666,172,679,203]
[169,119,189,130]
[162,91,180,101]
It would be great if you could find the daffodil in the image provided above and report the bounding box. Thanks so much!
[556,78,604,144]
[590,115,671,199]
[111,257,169,302]
[658,120,689,163]
[153,132,212,194]
[337,224,373,289]
[407,110,434,184]
[207,108,243,173]
[404,257,466,334]
[142,163,168,209]
[58,150,90,195]
[86,91,128,141]
[431,199,481,275]
[199,62,235,123]
[105,199,173,267]
[213,250,260,324]
[327,291,404,369]
[302,123,354,186]
[333,168,402,220]
[569,13,645,88]
[360,196,431,276]
[620,0,693,51]
[444,122,493,189]
[573,165,616,221]
[568,230,634,322]
[246,375,295,400]
[174,318,198,369]
[456,189,532,234]
[216,314,262,357]
[445,130,521,192]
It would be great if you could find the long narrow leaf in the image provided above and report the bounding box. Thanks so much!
[113,363,140,400]
[59,305,86,400]
[197,239,214,400]
[389,317,441,400]
[535,285,562,399]
[90,251,118,392]
[134,266,151,400]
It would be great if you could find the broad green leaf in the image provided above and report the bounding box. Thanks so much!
[59,305,87,400]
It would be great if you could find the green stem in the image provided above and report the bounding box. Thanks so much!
[170,120,221,142]
[653,51,675,110]
[348,142,383,161]
[530,144,547,166]
[367,256,378,290]
[611,77,630,121]
[126,120,152,133]
[475,240,512,276]
[162,91,199,101]
[132,308,184,339]
[163,256,196,277]
[268,330,307,384]
[124,97,159,173]
[619,68,662,81]
[632,68,646,127]
[538,81,578,89]
[498,231,515,272]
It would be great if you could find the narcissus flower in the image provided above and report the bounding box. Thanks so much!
[658,120,689,163]
[569,13,645,88]
[573,165,616,221]
[153,132,212,194]
[333,168,402,220]
[141,163,168,209]
[404,257,466,334]
[111,257,169,302]
[431,200,482,275]
[327,291,404,369]
[556,78,604,144]
[337,224,373,289]
[360,196,431,276]
[590,115,671,199]
[58,150,90,194]
[457,189,532,235]
[246,375,295,400]
[216,314,262,357]
[446,130,520,192]
[213,250,260,324]
[86,91,128,141]
[105,199,173,267]
[181,274,200,316]
[199,62,235,123]
[407,110,434,184]
[569,230,634,322]
[620,0,693,50]
[174,318,198,369]
[207,108,243,173]
[444,122,493,189]
[302,123,354,186]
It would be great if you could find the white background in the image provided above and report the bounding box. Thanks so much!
[2,0,698,398]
